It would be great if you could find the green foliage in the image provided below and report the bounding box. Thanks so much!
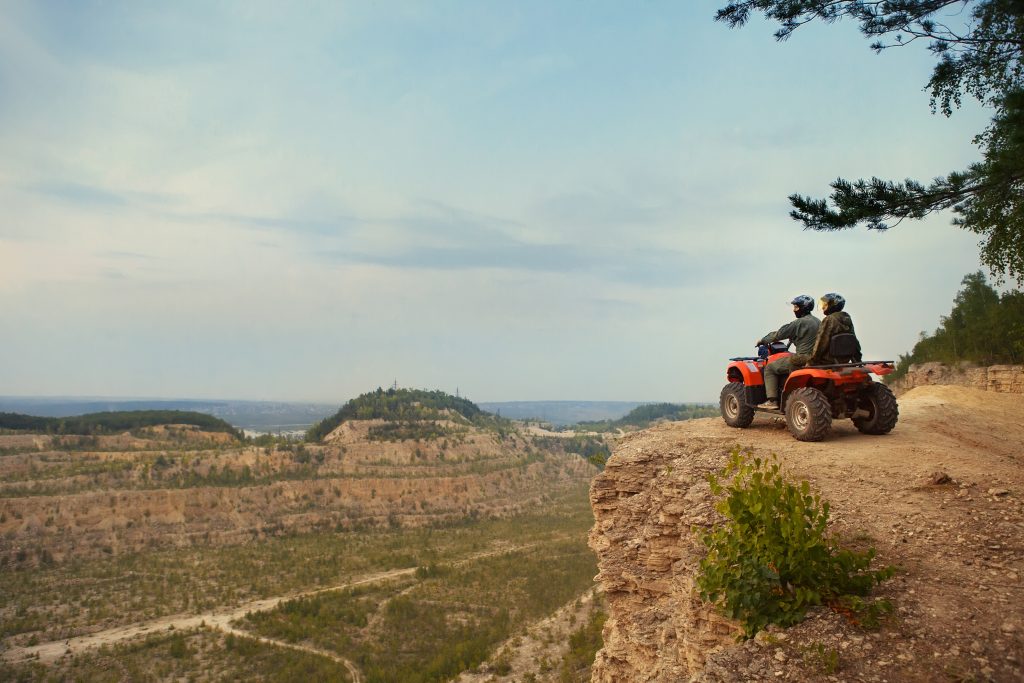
[0,628,353,682]
[306,387,499,442]
[716,1,1024,284]
[239,537,597,683]
[561,436,611,468]
[0,486,594,643]
[889,271,1024,381]
[557,605,607,682]
[576,403,717,432]
[804,642,841,675]
[0,410,241,439]
[697,448,894,638]
[366,420,460,442]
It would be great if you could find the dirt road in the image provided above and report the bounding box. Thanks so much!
[3,541,541,678]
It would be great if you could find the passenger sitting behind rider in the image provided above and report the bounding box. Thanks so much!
[790,292,862,370]
[756,295,819,410]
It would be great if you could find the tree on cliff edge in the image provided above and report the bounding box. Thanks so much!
[716,1,1024,283]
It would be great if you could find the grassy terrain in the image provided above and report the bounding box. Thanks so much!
[557,600,608,682]
[0,628,353,682]
[238,538,597,682]
[0,485,594,644]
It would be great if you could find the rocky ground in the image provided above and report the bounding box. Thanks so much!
[589,385,1024,682]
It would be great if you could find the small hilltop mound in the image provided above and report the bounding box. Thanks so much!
[589,383,1024,682]
[307,387,489,442]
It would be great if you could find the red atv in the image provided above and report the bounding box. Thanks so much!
[720,334,899,441]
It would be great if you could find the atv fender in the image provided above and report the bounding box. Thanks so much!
[726,360,764,386]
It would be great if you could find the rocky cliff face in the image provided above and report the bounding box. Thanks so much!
[890,362,1024,395]
[588,430,739,681]
[588,386,1024,682]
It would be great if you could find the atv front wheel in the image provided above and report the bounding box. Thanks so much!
[785,387,831,441]
[720,382,754,428]
[852,382,899,435]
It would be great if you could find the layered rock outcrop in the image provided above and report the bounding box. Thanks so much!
[0,422,595,565]
[890,362,1023,395]
[588,432,739,681]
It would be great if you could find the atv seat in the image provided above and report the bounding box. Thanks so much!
[829,333,862,364]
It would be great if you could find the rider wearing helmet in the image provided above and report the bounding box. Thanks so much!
[791,292,862,368]
[755,295,820,409]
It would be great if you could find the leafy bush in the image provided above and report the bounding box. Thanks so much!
[697,448,894,638]
[558,605,606,682]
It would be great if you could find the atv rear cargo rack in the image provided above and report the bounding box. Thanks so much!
[805,361,894,369]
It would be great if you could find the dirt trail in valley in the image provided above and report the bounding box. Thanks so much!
[3,541,541,674]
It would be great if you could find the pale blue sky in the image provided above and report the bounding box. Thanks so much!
[0,1,992,402]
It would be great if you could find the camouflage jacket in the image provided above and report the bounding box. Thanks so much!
[791,311,860,367]
[759,314,820,355]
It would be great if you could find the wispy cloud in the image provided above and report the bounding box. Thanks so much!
[24,180,127,207]
[322,241,727,288]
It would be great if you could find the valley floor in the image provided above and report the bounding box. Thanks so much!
[1,486,599,682]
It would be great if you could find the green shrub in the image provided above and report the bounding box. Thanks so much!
[696,448,894,638]
[558,605,606,682]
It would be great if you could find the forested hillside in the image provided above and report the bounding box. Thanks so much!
[575,403,717,433]
[0,410,241,438]
[306,388,501,442]
[890,272,1024,382]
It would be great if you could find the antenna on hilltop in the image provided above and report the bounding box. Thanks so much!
[392,379,398,391]
[456,386,460,398]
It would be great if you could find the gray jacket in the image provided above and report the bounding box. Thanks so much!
[759,314,820,355]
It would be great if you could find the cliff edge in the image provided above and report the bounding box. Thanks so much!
[589,384,1024,682]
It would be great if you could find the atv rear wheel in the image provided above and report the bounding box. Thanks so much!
[720,382,754,428]
[852,382,899,435]
[785,387,831,441]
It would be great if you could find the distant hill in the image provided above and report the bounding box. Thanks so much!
[307,388,503,442]
[478,401,645,426]
[0,410,242,438]
[0,397,337,432]
[575,403,718,432]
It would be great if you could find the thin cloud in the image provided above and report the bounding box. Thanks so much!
[24,180,127,207]
[322,242,737,288]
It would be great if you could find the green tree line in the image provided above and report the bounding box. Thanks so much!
[576,402,718,432]
[890,271,1024,381]
[0,410,242,438]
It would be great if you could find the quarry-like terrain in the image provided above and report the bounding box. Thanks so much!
[589,384,1024,682]
[0,401,602,682]
[0,416,593,567]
